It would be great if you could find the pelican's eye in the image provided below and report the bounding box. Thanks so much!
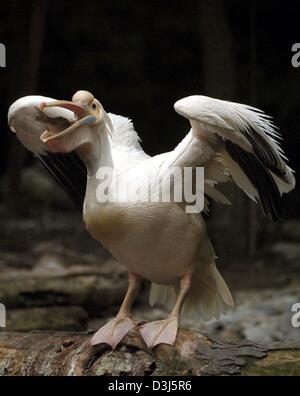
[92,103,97,110]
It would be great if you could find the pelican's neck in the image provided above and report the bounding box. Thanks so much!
[79,115,145,210]
[77,124,113,177]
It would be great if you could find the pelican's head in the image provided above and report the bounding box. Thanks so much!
[40,90,111,153]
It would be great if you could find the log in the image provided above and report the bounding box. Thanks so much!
[1,329,300,376]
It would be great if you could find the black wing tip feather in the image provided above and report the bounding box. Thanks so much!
[226,141,283,221]
[36,152,87,211]
[247,127,288,184]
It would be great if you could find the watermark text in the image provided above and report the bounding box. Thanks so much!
[291,303,300,328]
[0,43,6,68]
[0,303,5,327]
[291,43,300,68]
[95,166,205,213]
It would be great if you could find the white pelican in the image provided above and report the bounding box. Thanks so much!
[8,91,295,349]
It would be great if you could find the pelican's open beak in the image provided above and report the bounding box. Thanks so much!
[40,100,97,143]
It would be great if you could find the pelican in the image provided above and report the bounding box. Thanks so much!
[8,91,295,349]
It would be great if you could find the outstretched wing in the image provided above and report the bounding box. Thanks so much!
[169,95,295,220]
[8,96,87,210]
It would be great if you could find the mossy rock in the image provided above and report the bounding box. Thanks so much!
[243,350,300,376]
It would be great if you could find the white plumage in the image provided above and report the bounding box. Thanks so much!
[8,91,295,348]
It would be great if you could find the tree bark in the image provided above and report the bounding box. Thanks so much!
[1,330,300,376]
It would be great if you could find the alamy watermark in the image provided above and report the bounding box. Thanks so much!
[0,43,6,68]
[0,303,5,327]
[291,43,300,68]
[95,166,205,213]
[291,303,300,328]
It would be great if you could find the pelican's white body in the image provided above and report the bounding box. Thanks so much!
[8,94,295,321]
[82,115,208,285]
[84,198,205,285]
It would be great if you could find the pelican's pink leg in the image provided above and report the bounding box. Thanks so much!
[90,272,141,349]
[139,273,191,348]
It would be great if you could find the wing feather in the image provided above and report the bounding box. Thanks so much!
[8,95,87,210]
[174,95,295,220]
[36,152,86,210]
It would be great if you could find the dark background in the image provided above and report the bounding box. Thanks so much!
[0,0,299,341]
[1,0,299,254]
[0,2,299,178]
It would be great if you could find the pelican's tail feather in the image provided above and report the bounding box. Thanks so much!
[150,242,233,321]
[184,262,234,321]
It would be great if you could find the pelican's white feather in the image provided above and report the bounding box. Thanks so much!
[8,95,75,154]
[173,95,295,217]
[8,93,296,328]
